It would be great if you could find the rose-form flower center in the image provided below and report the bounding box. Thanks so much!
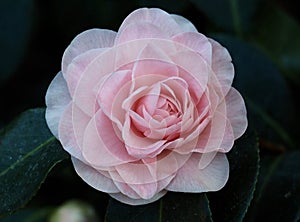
[131,94,182,141]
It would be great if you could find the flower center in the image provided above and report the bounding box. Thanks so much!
[131,94,182,140]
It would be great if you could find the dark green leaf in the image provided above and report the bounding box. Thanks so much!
[207,129,259,222]
[0,0,34,85]
[245,152,300,222]
[0,207,53,222]
[252,4,300,84]
[189,0,259,35]
[105,192,212,222]
[161,192,212,222]
[0,108,68,218]
[213,34,295,148]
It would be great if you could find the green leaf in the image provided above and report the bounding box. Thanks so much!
[207,129,259,222]
[252,4,300,84]
[0,108,68,218]
[245,151,300,222]
[189,0,259,35]
[105,192,212,222]
[0,0,34,85]
[161,192,212,222]
[0,207,53,222]
[212,34,295,148]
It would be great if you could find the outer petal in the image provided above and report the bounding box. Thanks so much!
[58,103,85,161]
[225,87,248,139]
[194,111,234,153]
[166,153,229,192]
[65,48,105,96]
[82,109,137,168]
[172,32,212,65]
[171,50,209,103]
[71,157,119,193]
[118,8,182,38]
[45,72,71,138]
[171,14,198,32]
[62,29,116,74]
[115,22,169,45]
[109,190,167,206]
[209,38,234,95]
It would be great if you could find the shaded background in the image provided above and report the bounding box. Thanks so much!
[0,0,300,221]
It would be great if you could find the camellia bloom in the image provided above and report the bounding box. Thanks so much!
[45,8,247,205]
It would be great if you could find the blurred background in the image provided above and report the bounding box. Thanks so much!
[0,0,299,221]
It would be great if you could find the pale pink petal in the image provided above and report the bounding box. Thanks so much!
[109,174,140,199]
[71,157,119,193]
[130,44,178,82]
[194,111,234,153]
[166,153,229,192]
[82,110,137,169]
[72,39,181,116]
[45,72,71,138]
[62,29,116,74]
[114,151,190,184]
[109,190,167,206]
[58,103,85,161]
[115,22,169,45]
[113,173,176,200]
[171,14,198,32]
[172,32,212,65]
[118,8,182,37]
[98,69,132,118]
[65,48,105,96]
[198,151,218,169]
[170,51,209,103]
[225,87,248,139]
[209,38,234,95]
[122,113,167,158]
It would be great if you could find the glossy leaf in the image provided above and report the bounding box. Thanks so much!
[207,129,259,222]
[0,108,68,218]
[213,34,295,148]
[0,0,34,85]
[189,0,259,35]
[105,192,212,222]
[161,192,212,222]
[0,208,53,222]
[245,151,300,222]
[252,4,300,84]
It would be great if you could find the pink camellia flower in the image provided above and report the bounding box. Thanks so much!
[45,8,247,205]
